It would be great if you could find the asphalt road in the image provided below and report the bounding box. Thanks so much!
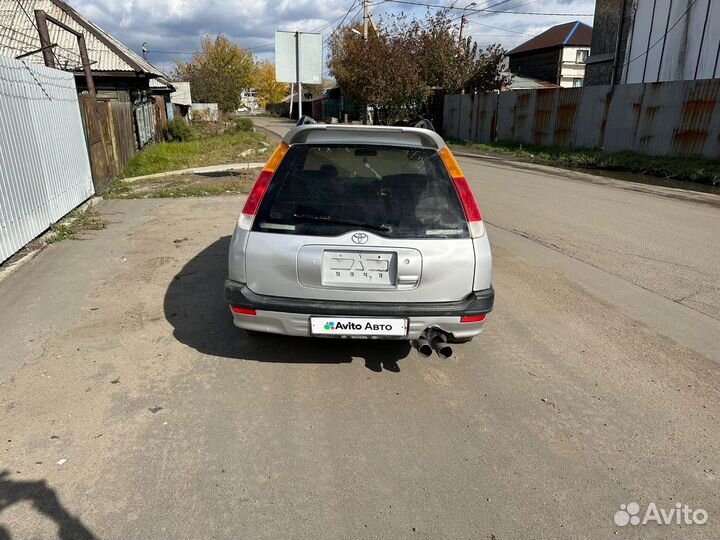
[1,143,719,538]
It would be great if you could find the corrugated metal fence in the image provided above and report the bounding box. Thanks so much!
[444,79,720,158]
[0,56,94,264]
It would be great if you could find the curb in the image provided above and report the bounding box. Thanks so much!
[451,148,720,207]
[122,162,266,183]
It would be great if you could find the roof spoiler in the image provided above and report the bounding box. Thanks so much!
[414,119,435,132]
[296,115,316,126]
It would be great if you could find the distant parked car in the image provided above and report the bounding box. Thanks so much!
[225,124,494,356]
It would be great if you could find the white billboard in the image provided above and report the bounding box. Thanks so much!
[275,31,323,84]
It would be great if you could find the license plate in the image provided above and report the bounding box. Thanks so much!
[310,317,408,336]
[321,251,395,287]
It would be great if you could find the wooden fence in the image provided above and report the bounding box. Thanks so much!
[78,96,135,189]
[152,95,168,142]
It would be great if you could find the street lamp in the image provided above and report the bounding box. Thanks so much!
[350,28,362,36]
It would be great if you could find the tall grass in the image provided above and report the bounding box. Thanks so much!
[122,130,269,178]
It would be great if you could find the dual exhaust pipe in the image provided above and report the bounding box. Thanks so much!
[417,329,453,359]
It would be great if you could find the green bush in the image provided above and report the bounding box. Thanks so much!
[163,118,196,142]
[231,117,254,132]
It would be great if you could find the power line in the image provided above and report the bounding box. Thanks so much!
[381,0,594,16]
[146,50,194,55]
[311,1,359,33]
[328,0,364,40]
[146,38,276,57]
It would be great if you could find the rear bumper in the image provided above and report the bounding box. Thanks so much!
[225,280,494,339]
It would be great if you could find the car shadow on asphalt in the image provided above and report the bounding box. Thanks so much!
[164,236,412,372]
[0,470,97,540]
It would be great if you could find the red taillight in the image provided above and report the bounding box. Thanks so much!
[451,176,482,222]
[460,314,486,323]
[438,147,484,234]
[230,306,256,316]
[240,142,289,218]
[241,169,273,216]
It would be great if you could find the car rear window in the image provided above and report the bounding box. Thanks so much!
[253,144,469,239]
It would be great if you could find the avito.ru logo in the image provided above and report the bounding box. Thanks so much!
[614,502,708,527]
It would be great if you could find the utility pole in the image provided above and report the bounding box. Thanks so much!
[363,0,369,40]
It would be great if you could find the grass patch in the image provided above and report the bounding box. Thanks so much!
[121,130,270,178]
[105,170,256,199]
[47,206,106,244]
[448,140,720,186]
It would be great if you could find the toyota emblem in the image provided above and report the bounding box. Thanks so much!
[351,232,369,244]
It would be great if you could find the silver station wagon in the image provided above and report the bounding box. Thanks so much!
[225,124,494,357]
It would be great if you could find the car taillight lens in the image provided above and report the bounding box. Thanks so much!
[438,147,485,238]
[241,169,273,216]
[239,142,289,229]
[460,314,486,323]
[230,306,256,316]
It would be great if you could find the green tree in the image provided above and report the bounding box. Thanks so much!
[175,35,253,111]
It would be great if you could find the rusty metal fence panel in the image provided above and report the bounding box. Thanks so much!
[671,79,720,157]
[0,57,94,264]
[599,84,646,153]
[444,79,720,158]
[443,94,462,140]
[473,92,497,143]
[571,85,611,149]
[532,88,559,146]
[456,94,475,141]
[497,90,535,144]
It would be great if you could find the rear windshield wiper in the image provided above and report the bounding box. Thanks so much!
[293,213,391,232]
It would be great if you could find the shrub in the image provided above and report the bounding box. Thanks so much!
[163,118,196,142]
[231,117,254,132]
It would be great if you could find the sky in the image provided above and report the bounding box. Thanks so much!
[69,0,596,76]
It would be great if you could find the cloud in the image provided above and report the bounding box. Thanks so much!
[67,0,595,73]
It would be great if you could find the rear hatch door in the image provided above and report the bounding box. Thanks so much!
[245,143,476,303]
